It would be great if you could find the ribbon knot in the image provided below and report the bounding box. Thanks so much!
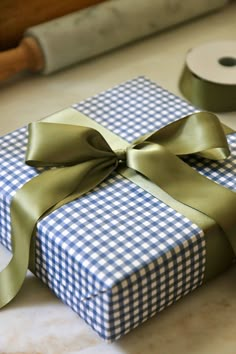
[114,149,127,162]
[0,111,236,309]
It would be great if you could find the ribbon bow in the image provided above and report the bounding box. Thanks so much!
[0,112,236,308]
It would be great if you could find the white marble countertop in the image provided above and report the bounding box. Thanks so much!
[1,2,236,353]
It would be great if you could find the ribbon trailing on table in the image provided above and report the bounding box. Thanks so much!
[0,111,236,308]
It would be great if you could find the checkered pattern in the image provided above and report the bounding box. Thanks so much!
[0,77,235,341]
[185,134,236,191]
[73,76,197,142]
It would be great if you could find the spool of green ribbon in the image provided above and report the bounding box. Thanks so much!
[179,40,236,112]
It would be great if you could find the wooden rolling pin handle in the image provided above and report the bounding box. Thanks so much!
[0,37,44,81]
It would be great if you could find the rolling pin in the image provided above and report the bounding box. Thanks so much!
[0,0,106,50]
[0,0,228,81]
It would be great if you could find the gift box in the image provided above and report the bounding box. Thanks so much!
[0,77,235,341]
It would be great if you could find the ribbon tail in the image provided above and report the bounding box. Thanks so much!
[0,240,29,308]
[0,158,116,309]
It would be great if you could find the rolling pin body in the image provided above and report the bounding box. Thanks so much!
[26,0,228,74]
[0,0,228,80]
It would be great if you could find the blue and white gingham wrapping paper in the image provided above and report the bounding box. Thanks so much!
[1,77,236,341]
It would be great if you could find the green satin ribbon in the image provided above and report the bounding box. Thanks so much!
[179,65,236,112]
[0,111,236,309]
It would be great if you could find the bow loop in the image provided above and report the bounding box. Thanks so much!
[139,112,231,160]
[26,122,115,167]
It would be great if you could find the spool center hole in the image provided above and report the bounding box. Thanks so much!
[218,57,236,67]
